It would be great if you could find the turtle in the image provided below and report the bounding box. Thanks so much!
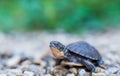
[49,41,104,72]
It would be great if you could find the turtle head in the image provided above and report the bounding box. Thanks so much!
[49,41,65,59]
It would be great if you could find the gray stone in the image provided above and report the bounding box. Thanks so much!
[78,69,86,76]
[0,74,7,76]
[107,67,119,74]
[23,71,34,76]
[66,73,75,76]
[6,55,21,67]
[46,66,54,74]
[92,73,107,76]
[116,70,120,76]
[0,69,22,76]
[44,74,52,76]
[69,68,77,75]
[9,69,22,75]
[28,65,44,76]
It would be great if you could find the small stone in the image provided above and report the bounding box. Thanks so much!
[0,69,22,76]
[116,70,120,76]
[104,59,112,65]
[116,61,120,65]
[6,69,22,75]
[44,74,52,76]
[23,71,34,76]
[6,55,21,67]
[92,73,107,76]
[95,67,108,74]
[28,65,44,76]
[18,57,30,64]
[0,64,4,69]
[111,74,117,76]
[21,60,32,65]
[51,69,63,76]
[46,66,54,74]
[66,73,75,76]
[49,67,69,76]
[16,74,22,76]
[1,51,13,59]
[69,68,77,75]
[11,69,22,74]
[95,67,102,73]
[100,69,108,75]
[18,64,29,71]
[33,58,42,66]
[78,69,86,76]
[107,67,119,74]
[0,74,7,76]
[7,73,16,76]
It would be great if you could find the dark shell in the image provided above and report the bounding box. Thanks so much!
[66,41,101,60]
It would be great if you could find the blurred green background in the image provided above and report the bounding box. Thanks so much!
[0,0,120,33]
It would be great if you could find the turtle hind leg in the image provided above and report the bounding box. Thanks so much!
[81,59,96,72]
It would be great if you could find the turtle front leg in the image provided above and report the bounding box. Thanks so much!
[97,59,107,69]
[54,59,63,70]
[81,59,96,72]
[55,59,63,66]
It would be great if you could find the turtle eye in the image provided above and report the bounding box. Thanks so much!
[55,43,58,47]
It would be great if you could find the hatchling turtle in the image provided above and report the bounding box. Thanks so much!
[49,41,104,72]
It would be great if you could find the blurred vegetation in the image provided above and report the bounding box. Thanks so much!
[0,0,120,33]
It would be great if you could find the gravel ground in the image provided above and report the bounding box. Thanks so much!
[0,30,120,76]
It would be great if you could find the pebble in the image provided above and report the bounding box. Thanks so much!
[51,69,63,76]
[0,64,4,69]
[0,74,7,76]
[107,67,119,74]
[21,60,32,65]
[44,74,52,76]
[69,68,77,75]
[95,67,108,75]
[23,71,34,76]
[0,69,22,76]
[78,69,86,76]
[9,69,22,75]
[18,65,30,71]
[6,55,21,67]
[92,73,107,76]
[28,65,44,76]
[95,67,102,73]
[1,51,13,59]
[66,73,75,76]
[46,66,55,74]
[116,71,120,76]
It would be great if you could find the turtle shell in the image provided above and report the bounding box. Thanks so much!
[66,41,101,60]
